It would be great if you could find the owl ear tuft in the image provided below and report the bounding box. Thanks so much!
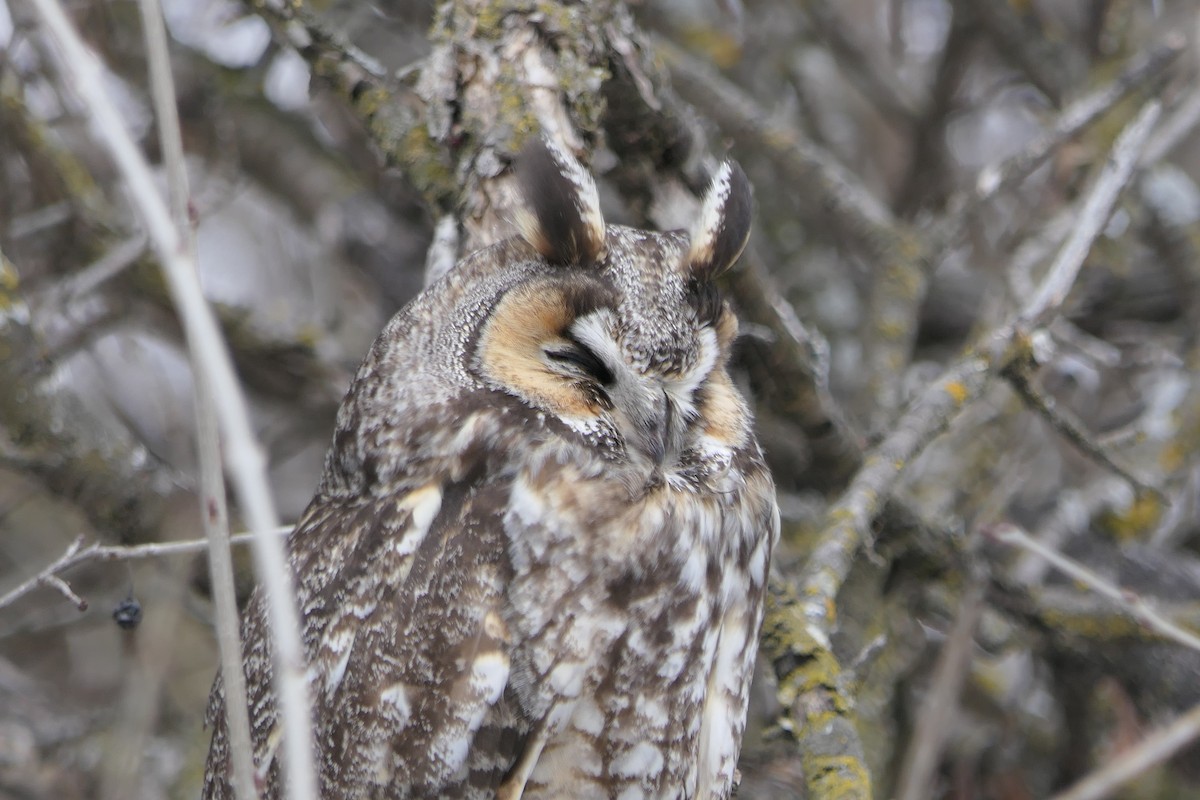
[515,137,606,266]
[685,161,752,281]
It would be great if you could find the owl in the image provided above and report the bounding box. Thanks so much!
[203,138,779,800]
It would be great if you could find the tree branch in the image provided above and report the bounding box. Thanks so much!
[1049,699,1200,800]
[760,96,1161,795]
[27,0,317,795]
[0,529,284,614]
[136,0,259,795]
[989,522,1200,654]
[973,35,1183,202]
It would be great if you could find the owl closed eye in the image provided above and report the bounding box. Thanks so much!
[203,137,778,800]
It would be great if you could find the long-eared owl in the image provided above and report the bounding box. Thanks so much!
[203,138,779,800]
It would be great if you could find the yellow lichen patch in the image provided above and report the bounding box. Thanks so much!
[295,325,323,350]
[1099,494,1162,542]
[828,506,856,524]
[351,85,391,118]
[397,126,456,207]
[1000,331,1036,370]
[874,317,909,342]
[0,257,17,291]
[0,255,18,312]
[762,598,838,697]
[944,380,969,406]
[882,259,923,298]
[1160,441,1185,472]
[679,26,743,69]
[801,753,872,800]
[1037,605,1144,641]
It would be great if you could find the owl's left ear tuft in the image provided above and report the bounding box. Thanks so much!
[515,137,606,266]
[685,160,753,281]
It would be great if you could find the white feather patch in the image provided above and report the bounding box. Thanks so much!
[470,651,510,705]
[695,607,750,798]
[611,741,664,778]
[378,682,413,724]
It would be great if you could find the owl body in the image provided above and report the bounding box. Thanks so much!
[204,140,778,800]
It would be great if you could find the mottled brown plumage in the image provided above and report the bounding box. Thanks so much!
[203,138,778,800]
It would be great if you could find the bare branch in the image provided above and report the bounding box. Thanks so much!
[136,0,259,796]
[1009,478,1130,586]
[36,234,147,304]
[0,535,91,613]
[794,356,990,630]
[1003,359,1164,502]
[1048,699,1200,800]
[895,580,987,800]
[1017,100,1162,327]
[26,0,318,795]
[728,250,862,491]
[0,530,285,614]
[657,36,933,424]
[1142,82,1200,165]
[989,523,1200,654]
[762,96,1164,793]
[968,0,1073,106]
[0,537,87,614]
[44,574,87,610]
[974,36,1183,202]
[657,36,922,261]
[797,1,920,125]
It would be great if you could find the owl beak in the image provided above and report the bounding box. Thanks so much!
[615,383,680,470]
[633,391,675,468]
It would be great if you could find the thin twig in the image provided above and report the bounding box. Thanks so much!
[974,36,1183,201]
[1003,360,1165,502]
[657,36,922,263]
[0,535,88,612]
[763,98,1164,787]
[1141,82,1200,165]
[1011,588,1200,646]
[1017,100,1162,327]
[42,574,87,611]
[28,2,318,796]
[969,0,1072,106]
[894,5,975,218]
[989,523,1200,654]
[797,1,920,125]
[196,386,260,800]
[0,530,286,614]
[5,201,74,239]
[1048,699,1200,800]
[895,580,987,800]
[658,35,933,426]
[1009,477,1129,587]
[136,0,258,796]
[52,233,147,300]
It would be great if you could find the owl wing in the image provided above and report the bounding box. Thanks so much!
[203,475,522,799]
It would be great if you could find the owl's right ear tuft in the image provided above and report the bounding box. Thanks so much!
[685,160,753,281]
[515,137,606,266]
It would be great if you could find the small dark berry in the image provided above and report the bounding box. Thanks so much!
[112,597,142,630]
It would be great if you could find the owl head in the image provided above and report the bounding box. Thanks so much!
[326,137,754,493]
[480,138,753,468]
